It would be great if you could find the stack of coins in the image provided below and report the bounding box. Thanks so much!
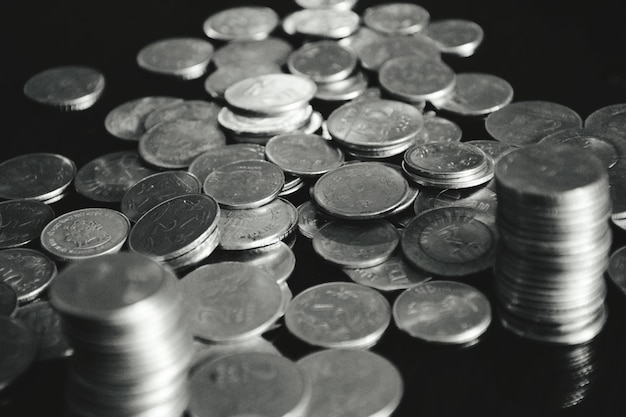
[218,73,318,145]
[494,144,611,344]
[49,253,193,417]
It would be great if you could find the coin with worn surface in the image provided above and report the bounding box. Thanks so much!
[144,100,221,131]
[0,248,56,303]
[0,153,75,202]
[203,6,279,41]
[297,200,332,239]
[23,65,105,110]
[0,200,55,249]
[188,144,265,184]
[393,280,492,344]
[343,252,431,292]
[0,282,17,317]
[539,128,619,169]
[128,194,220,261]
[137,37,213,79]
[424,19,484,57]
[608,247,626,296]
[288,40,357,83]
[181,262,283,343]
[74,151,157,202]
[433,73,514,116]
[285,281,391,349]
[364,2,430,35]
[203,160,284,209]
[121,171,201,222]
[359,34,440,72]
[312,162,409,219]
[313,220,399,269]
[16,301,73,361]
[485,101,583,146]
[139,120,226,169]
[225,74,317,116]
[204,63,283,100]
[189,352,311,417]
[0,316,37,390]
[211,37,293,68]
[218,198,298,250]
[40,208,130,262]
[104,96,183,141]
[402,207,497,276]
[282,9,360,39]
[265,133,344,177]
[298,349,403,417]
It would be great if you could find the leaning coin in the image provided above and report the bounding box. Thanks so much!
[188,144,265,185]
[137,37,213,79]
[285,281,391,349]
[40,208,130,262]
[265,133,344,177]
[282,9,360,39]
[16,301,73,361]
[191,337,282,374]
[423,19,484,57]
[144,100,221,131]
[181,262,283,343]
[401,207,498,277]
[104,96,183,141]
[203,6,279,41]
[287,40,357,83]
[204,63,283,100]
[0,316,37,391]
[0,249,57,304]
[74,151,156,202]
[343,252,431,292]
[393,280,492,344]
[0,282,17,317]
[432,73,514,117]
[0,200,55,249]
[211,37,293,68]
[120,171,201,223]
[363,2,430,35]
[23,65,105,111]
[298,349,403,417]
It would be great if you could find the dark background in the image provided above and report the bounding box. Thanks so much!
[2,0,626,416]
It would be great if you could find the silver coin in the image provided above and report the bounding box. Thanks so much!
[0,248,56,304]
[288,40,357,83]
[203,6,279,41]
[393,280,492,344]
[204,63,283,100]
[0,200,55,249]
[282,9,360,39]
[218,105,313,137]
[297,200,332,239]
[413,115,463,145]
[465,140,516,163]
[285,281,391,349]
[424,19,484,57]
[188,143,265,185]
[137,37,213,79]
[584,103,626,135]
[144,100,221,131]
[607,246,626,297]
[539,127,620,169]
[16,300,73,361]
[191,337,282,374]
[359,34,440,72]
[343,252,431,291]
[432,73,514,116]
[165,227,221,273]
[104,96,183,141]
[364,3,430,35]
[338,26,386,59]
[0,282,17,317]
[265,133,344,177]
[413,183,497,222]
[295,0,358,10]
[402,156,494,189]
[211,37,293,68]
[0,316,37,391]
[314,70,370,101]
[23,65,105,111]
[404,141,488,179]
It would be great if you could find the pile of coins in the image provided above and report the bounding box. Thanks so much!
[49,253,193,417]
[494,144,611,344]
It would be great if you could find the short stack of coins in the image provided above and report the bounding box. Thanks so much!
[49,253,193,417]
[494,143,611,344]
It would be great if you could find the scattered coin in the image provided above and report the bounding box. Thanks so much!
[297,200,332,239]
[218,105,313,139]
[0,316,37,391]
[295,0,358,9]
[413,114,463,145]
[16,301,73,361]
[143,100,221,131]
[364,2,429,35]
[465,140,516,162]
[413,182,497,222]
[104,96,183,141]
[424,19,484,57]
[608,246,626,297]
[188,143,265,185]
[0,282,17,317]
[0,200,54,249]
[343,252,431,292]
[432,72,514,116]
[359,34,440,72]
[211,37,293,68]
[265,133,344,177]
[314,70,370,101]
[137,37,213,79]
[204,63,283,100]
[0,248,57,304]
[191,337,282,374]
[203,6,279,41]
[584,103,626,135]
[282,9,360,39]
[539,127,620,169]
[338,25,385,59]
[288,40,357,83]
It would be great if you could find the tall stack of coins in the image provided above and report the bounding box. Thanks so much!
[494,144,611,344]
[49,253,193,417]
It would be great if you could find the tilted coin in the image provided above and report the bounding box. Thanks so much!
[265,133,344,177]
[0,316,37,390]
[0,200,55,249]
[285,281,391,349]
[0,248,56,304]
[165,227,222,273]
[297,200,332,239]
[203,159,284,209]
[189,352,311,417]
[359,34,440,72]
[584,103,626,136]
[393,280,492,344]
[338,26,385,59]
[188,144,265,185]
[139,119,226,169]
[401,207,498,276]
[364,2,429,35]
[432,73,514,116]
[312,220,400,269]
[539,127,620,169]
[218,105,313,137]
[40,208,130,262]
[23,65,105,111]
[104,96,183,141]
[295,0,358,10]
[16,300,73,361]
[485,101,583,146]
[343,252,431,292]
[424,19,484,57]
[607,246,626,297]
[137,37,213,79]
[144,100,221,131]
[204,63,283,100]
[465,140,516,163]
[211,37,293,68]
[413,183,497,222]
[314,70,370,102]
[282,9,360,39]
[0,153,75,202]
[121,171,201,222]
[413,115,462,145]
[0,282,17,317]
[181,262,284,343]
[74,151,157,202]
[288,40,357,83]
[203,6,279,41]
[298,349,403,417]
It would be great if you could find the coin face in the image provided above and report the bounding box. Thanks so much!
[364,3,430,35]
[211,37,293,68]
[282,9,360,39]
[0,317,37,390]
[0,200,55,249]
[393,280,492,344]
[404,141,488,178]
[16,301,73,361]
[144,100,221,131]
[203,6,279,41]
[265,133,344,177]
[104,96,183,141]
[424,19,484,57]
[359,34,440,72]
[23,65,105,110]
[204,63,283,100]
[433,72,514,116]
[287,40,357,83]
[218,105,313,137]
[0,248,57,303]
[539,128,619,169]
[413,115,462,145]
[285,281,391,349]
[40,208,130,262]
[315,71,370,101]
[343,253,431,292]
[413,183,497,222]
[466,140,516,163]
[584,103,626,136]
[188,144,265,185]
[137,37,213,79]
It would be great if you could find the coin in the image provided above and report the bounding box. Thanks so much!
[265,133,344,177]
[211,37,293,68]
[203,6,279,41]
[287,40,357,83]
[364,3,430,35]
[539,127,619,169]
[137,37,213,79]
[143,100,221,131]
[424,19,484,57]
[285,281,391,349]
[204,63,283,100]
[74,151,157,202]
[607,246,626,297]
[0,200,55,249]
[401,207,498,276]
[0,248,56,304]
[297,200,332,239]
[584,103,626,135]
[343,252,431,292]
[282,9,360,39]
[40,208,130,262]
[338,26,386,59]
[314,70,370,101]
[191,337,282,374]
[465,140,516,163]
[412,115,463,145]
[121,171,201,222]
[23,65,105,111]
[295,0,358,10]
[432,73,514,116]
[404,142,488,179]
[413,183,497,222]
[0,153,76,202]
[0,282,17,317]
[218,105,313,137]
[188,144,265,185]
[359,34,440,72]
[393,280,492,344]
[16,300,73,361]
[297,349,403,417]
[0,316,37,390]
[104,96,183,141]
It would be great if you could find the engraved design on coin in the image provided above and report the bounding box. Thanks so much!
[0,249,57,303]
[433,73,513,116]
[0,200,55,249]
[343,253,431,291]
[104,96,183,141]
[363,3,430,35]
[16,301,73,360]
[265,133,344,177]
[188,144,266,185]
[211,37,293,68]
[288,41,357,83]
[424,19,484,57]
[137,38,213,79]
[23,66,105,110]
[203,7,279,41]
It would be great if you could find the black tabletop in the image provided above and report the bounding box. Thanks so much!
[1,1,626,416]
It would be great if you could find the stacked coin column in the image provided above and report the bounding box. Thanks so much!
[494,144,611,344]
[49,253,193,417]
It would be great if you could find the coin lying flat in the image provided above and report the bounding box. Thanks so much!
[104,96,183,141]
[465,140,517,163]
[191,337,282,374]
[315,70,370,102]
[297,200,332,239]
[144,100,221,131]
[218,105,313,137]
[0,248,57,304]
[23,65,105,111]
[539,127,619,169]
[584,103,626,135]
[413,115,463,145]
[16,301,73,361]
[265,133,344,177]
[0,200,55,249]
[203,6,279,41]
[393,280,492,344]
[0,316,37,391]
[343,252,431,292]
[288,40,357,83]
[363,2,430,35]
[211,37,293,68]
[282,9,360,39]
[359,34,440,72]
[204,63,283,100]
[137,37,213,79]
[433,73,514,116]
[413,182,497,222]
[424,19,484,57]
[188,144,265,185]
[0,282,17,317]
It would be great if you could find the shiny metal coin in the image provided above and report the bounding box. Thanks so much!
[136,37,213,80]
[218,105,313,137]
[16,300,73,361]
[165,228,221,273]
[424,19,484,57]
[295,0,358,10]
[191,337,282,374]
[288,40,357,83]
[265,133,344,177]
[285,282,391,349]
[297,200,332,239]
[413,114,463,145]
[404,141,488,179]
[539,127,620,169]
[282,9,360,39]
[359,34,440,72]
[314,70,370,101]
[364,3,429,35]
[203,6,279,41]
[211,37,292,68]
[204,63,283,100]
[413,183,497,221]
[104,96,183,141]
[0,282,17,317]
[144,100,221,131]
[338,26,385,60]
[584,103,626,135]
[608,246,626,297]
[343,252,431,292]
[188,143,265,185]
[0,200,55,249]
[432,73,513,116]
[0,316,37,391]
[402,156,495,190]
[0,248,56,304]
[465,140,516,163]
